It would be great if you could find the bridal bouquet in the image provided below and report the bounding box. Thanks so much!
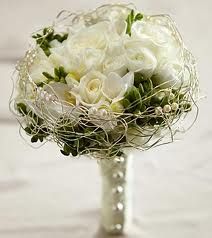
[11,4,199,159]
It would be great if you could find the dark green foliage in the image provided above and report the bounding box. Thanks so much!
[56,117,127,158]
[41,66,68,86]
[134,72,146,87]
[126,10,144,36]
[17,103,28,115]
[16,103,49,143]
[32,27,68,56]
[124,86,143,113]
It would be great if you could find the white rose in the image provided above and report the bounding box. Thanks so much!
[102,72,134,102]
[73,71,106,107]
[124,39,157,77]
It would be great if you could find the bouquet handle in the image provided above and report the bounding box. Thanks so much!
[99,153,133,235]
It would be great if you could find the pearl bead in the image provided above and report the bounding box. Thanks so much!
[89,107,97,114]
[113,202,124,211]
[112,171,124,179]
[157,91,166,100]
[100,109,107,117]
[171,102,179,111]
[114,156,125,164]
[111,224,122,231]
[112,186,124,194]
[163,104,171,113]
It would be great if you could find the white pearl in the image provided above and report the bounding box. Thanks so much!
[114,156,125,163]
[45,95,50,102]
[155,106,163,116]
[40,91,46,98]
[111,224,122,231]
[112,171,124,179]
[163,104,171,113]
[100,109,107,117]
[113,202,124,211]
[157,92,166,100]
[89,107,97,115]
[171,102,179,111]
[112,186,124,194]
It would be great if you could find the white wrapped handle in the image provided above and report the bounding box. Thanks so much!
[99,153,133,235]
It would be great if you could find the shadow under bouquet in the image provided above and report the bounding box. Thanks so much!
[10,3,199,235]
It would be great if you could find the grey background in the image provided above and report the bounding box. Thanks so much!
[0,0,211,237]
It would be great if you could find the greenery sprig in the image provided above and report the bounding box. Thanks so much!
[122,72,192,126]
[36,66,68,87]
[32,27,68,56]
[126,10,143,36]
[17,103,49,143]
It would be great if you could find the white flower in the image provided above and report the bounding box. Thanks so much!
[24,82,78,121]
[102,72,134,102]
[29,49,54,84]
[131,20,172,46]
[153,61,184,89]
[72,71,106,107]
[50,46,104,80]
[67,21,111,51]
[124,39,157,77]
[94,6,129,36]
[103,55,127,76]
[131,19,182,62]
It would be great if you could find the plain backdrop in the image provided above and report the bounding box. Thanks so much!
[0,1,212,238]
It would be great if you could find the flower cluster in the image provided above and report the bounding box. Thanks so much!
[11,4,199,159]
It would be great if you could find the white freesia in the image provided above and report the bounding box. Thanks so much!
[102,72,134,102]
[124,39,157,77]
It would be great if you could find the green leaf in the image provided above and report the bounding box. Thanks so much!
[135,13,143,21]
[122,98,131,109]
[150,95,162,106]
[60,150,70,156]
[24,127,32,134]
[59,66,68,78]
[31,136,38,143]
[160,96,169,107]
[132,86,141,101]
[134,73,145,87]
[125,9,144,36]
[54,68,60,77]
[42,72,54,79]
[138,83,145,97]
[32,27,69,57]
[143,79,153,93]
[17,103,28,115]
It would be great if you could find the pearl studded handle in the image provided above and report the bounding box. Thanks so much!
[99,154,133,235]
